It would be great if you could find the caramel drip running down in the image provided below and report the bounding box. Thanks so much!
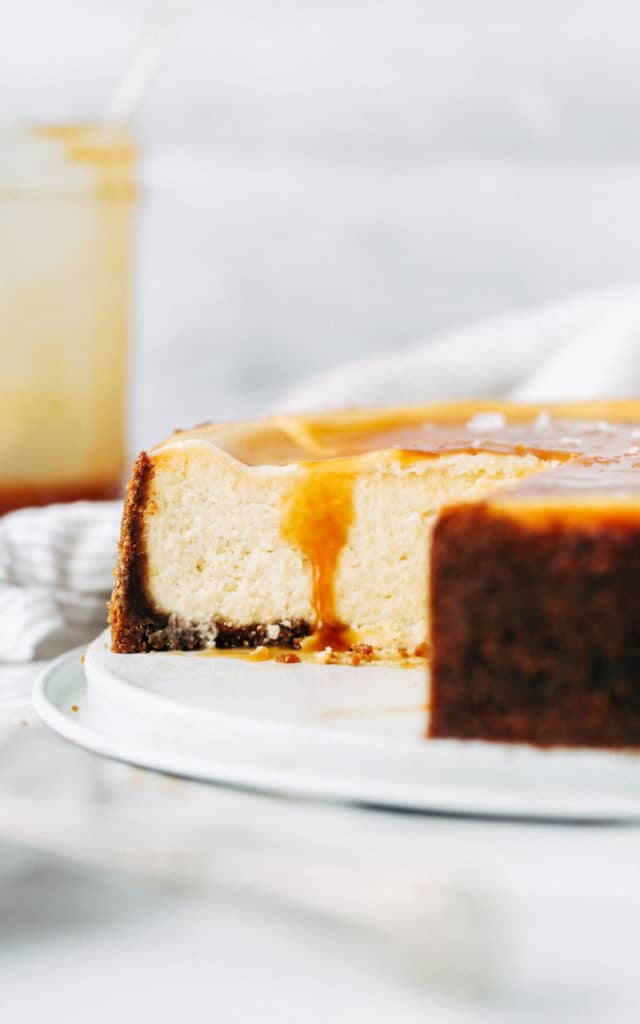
[282,464,354,651]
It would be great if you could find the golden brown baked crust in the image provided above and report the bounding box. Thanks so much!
[109,452,155,653]
[430,504,640,748]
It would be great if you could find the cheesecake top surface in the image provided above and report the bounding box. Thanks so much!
[159,400,640,481]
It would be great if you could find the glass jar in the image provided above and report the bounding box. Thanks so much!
[0,124,137,514]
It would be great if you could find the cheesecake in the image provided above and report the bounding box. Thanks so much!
[110,401,640,677]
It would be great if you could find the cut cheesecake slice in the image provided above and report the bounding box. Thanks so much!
[110,401,640,663]
[430,455,640,747]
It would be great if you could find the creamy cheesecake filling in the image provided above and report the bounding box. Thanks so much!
[140,447,551,655]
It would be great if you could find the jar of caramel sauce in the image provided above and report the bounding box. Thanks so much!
[0,124,137,514]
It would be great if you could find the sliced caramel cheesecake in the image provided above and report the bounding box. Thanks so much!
[110,401,640,676]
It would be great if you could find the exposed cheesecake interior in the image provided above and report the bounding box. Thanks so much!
[110,401,640,659]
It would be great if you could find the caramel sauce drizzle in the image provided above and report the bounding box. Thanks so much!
[282,464,355,651]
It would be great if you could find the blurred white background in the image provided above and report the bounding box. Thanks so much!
[2,0,640,447]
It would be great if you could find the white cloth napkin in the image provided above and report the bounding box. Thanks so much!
[3,287,640,672]
[0,501,121,666]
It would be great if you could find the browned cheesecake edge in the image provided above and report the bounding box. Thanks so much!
[429,503,640,748]
[109,451,158,652]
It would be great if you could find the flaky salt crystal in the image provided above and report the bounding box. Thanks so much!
[533,410,551,431]
[465,412,506,432]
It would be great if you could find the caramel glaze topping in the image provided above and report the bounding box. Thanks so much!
[282,463,355,651]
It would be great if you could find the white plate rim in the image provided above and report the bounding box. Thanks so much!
[32,643,640,822]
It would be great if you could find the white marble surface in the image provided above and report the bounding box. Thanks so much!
[3,2,640,1020]
[3,706,640,1024]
